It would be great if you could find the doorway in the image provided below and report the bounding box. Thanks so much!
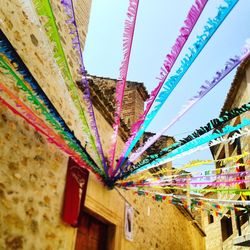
[75,211,108,250]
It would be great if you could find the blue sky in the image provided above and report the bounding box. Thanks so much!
[84,0,250,171]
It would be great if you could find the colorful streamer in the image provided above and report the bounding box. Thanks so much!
[129,45,250,163]
[121,178,250,188]
[119,183,250,195]
[0,83,104,180]
[116,102,250,178]
[133,119,250,174]
[0,30,87,158]
[130,189,250,214]
[60,0,107,175]
[32,0,102,168]
[121,169,250,187]
[117,0,239,170]
[0,56,103,176]
[108,0,140,172]
[116,0,209,170]
[118,152,250,183]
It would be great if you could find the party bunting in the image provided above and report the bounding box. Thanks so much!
[129,44,250,163]
[116,0,209,171]
[117,0,239,170]
[0,83,104,180]
[60,0,107,175]
[0,30,87,157]
[120,168,250,187]
[131,119,250,175]
[118,152,250,183]
[136,102,250,166]
[121,178,250,188]
[130,189,250,215]
[31,0,103,168]
[108,0,140,173]
[0,56,104,177]
[119,184,250,195]
[116,102,250,179]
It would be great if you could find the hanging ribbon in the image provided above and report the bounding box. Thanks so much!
[119,183,250,195]
[118,130,250,183]
[60,0,107,175]
[108,0,140,173]
[133,119,250,175]
[0,56,103,176]
[118,188,249,219]
[116,0,208,170]
[0,30,87,158]
[129,45,250,163]
[122,178,250,188]
[0,83,104,180]
[31,0,102,168]
[130,189,250,215]
[120,169,250,188]
[118,118,250,176]
[117,0,239,169]
[118,152,250,183]
[116,101,250,178]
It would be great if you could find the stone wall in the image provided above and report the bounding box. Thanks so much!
[203,58,250,250]
[0,1,205,249]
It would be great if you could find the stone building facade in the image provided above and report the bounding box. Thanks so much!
[0,0,205,249]
[203,56,250,250]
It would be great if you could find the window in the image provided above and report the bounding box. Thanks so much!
[216,147,226,169]
[208,213,214,224]
[221,212,233,241]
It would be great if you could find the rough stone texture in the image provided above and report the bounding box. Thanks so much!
[121,190,206,250]
[203,58,250,250]
[0,1,205,249]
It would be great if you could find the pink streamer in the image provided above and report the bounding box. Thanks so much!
[117,0,208,166]
[129,49,250,162]
[126,178,249,188]
[108,0,140,172]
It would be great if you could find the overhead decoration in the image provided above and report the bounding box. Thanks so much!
[116,0,209,171]
[115,102,250,179]
[119,183,250,195]
[120,152,250,182]
[32,0,103,168]
[108,0,140,173]
[120,177,250,188]
[0,83,104,180]
[131,118,250,175]
[1,0,249,216]
[60,0,107,175]
[0,30,86,155]
[129,45,250,163]
[130,190,250,216]
[0,52,104,178]
[117,0,239,171]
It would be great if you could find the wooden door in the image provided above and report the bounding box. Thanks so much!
[75,212,108,250]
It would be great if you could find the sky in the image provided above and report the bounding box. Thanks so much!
[83,0,250,171]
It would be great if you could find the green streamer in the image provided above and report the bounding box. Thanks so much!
[0,56,104,176]
[31,0,103,169]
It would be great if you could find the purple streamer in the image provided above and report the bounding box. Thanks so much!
[61,0,108,175]
[129,47,250,163]
[116,0,208,167]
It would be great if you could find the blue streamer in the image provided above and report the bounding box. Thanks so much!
[134,117,250,174]
[121,0,239,163]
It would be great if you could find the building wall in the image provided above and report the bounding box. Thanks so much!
[0,1,205,249]
[203,60,250,250]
